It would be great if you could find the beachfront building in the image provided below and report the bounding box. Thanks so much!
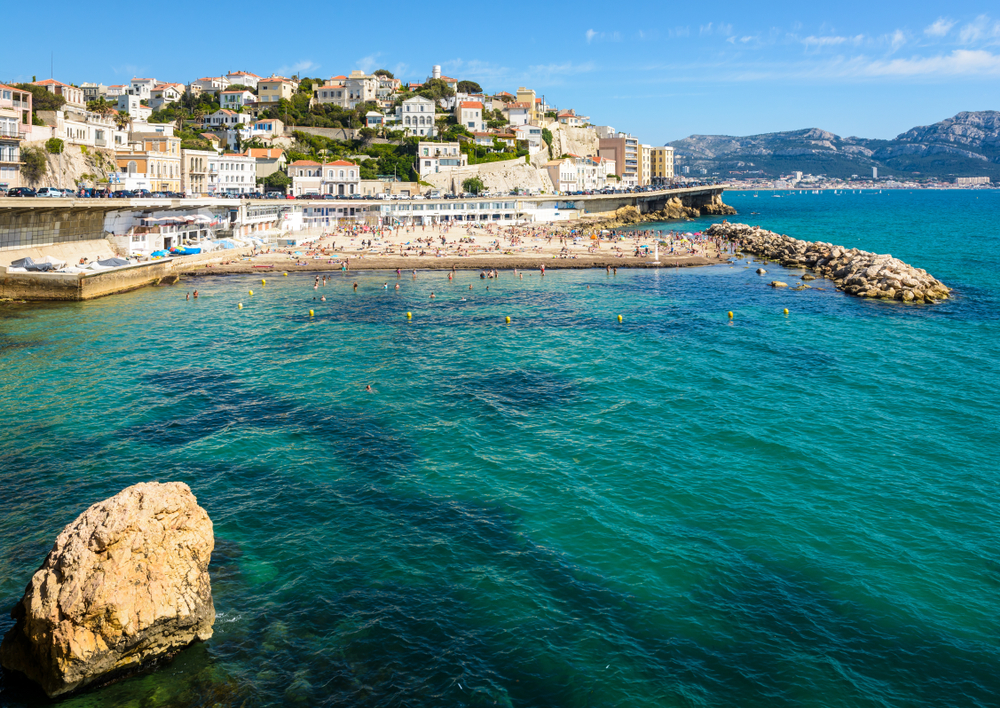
[416,141,467,177]
[181,148,216,195]
[288,159,360,197]
[257,77,298,107]
[115,132,182,193]
[637,144,652,186]
[244,147,286,181]
[458,101,484,132]
[0,84,32,189]
[544,158,577,193]
[207,152,256,195]
[400,96,437,137]
[651,146,675,183]
[599,132,639,187]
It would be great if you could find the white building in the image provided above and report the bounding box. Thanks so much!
[416,141,467,177]
[117,94,152,121]
[226,117,285,151]
[150,84,184,110]
[208,153,257,195]
[225,71,261,90]
[205,109,244,129]
[514,125,544,151]
[458,101,484,132]
[127,78,158,101]
[399,96,437,137]
[220,90,256,111]
[189,77,230,97]
[288,159,360,197]
[556,109,589,127]
[314,71,377,109]
[504,102,531,127]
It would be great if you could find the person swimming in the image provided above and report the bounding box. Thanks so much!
[365,384,373,393]
[353,282,358,291]
[394,283,400,290]
[383,283,388,289]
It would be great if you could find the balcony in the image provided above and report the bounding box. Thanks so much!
[0,127,26,140]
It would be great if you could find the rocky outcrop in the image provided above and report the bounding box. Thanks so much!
[20,141,117,191]
[0,482,215,697]
[578,195,736,230]
[421,157,555,195]
[708,223,951,303]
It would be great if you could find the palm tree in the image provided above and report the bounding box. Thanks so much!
[113,111,131,131]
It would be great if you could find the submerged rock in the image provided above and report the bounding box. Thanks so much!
[770,281,789,288]
[0,482,215,697]
[756,268,767,275]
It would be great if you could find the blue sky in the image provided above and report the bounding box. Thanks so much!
[5,1,1000,144]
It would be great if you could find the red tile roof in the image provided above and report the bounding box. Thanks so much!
[33,79,71,87]
[460,101,483,109]
[325,160,356,166]
[290,160,321,166]
[244,148,285,159]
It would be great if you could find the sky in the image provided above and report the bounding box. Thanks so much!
[5,0,1000,145]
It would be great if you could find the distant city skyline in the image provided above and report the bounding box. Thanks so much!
[5,0,1000,143]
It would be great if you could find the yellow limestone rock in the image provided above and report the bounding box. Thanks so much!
[0,482,215,697]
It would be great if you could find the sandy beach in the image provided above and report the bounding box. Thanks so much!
[178,221,731,275]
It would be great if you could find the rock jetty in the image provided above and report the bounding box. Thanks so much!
[707,223,951,302]
[0,482,215,697]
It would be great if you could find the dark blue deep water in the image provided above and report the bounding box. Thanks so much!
[1,189,998,707]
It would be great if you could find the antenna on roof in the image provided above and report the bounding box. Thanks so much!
[51,51,53,79]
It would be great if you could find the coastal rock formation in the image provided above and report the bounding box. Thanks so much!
[584,196,737,230]
[708,223,950,302]
[0,482,215,697]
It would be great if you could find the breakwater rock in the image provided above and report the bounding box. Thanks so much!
[579,197,737,231]
[0,482,215,697]
[707,223,950,302]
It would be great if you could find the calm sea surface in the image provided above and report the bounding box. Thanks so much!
[1,190,998,707]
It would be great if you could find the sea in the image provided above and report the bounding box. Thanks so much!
[1,189,998,707]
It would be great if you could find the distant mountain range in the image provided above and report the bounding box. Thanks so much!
[669,111,1000,180]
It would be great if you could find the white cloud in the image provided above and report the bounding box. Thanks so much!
[276,60,319,77]
[585,29,621,43]
[858,49,1000,77]
[355,53,381,74]
[924,18,956,37]
[886,29,907,51]
[958,15,1000,45]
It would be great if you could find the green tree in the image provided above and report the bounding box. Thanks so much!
[21,146,47,184]
[262,171,291,191]
[416,79,455,102]
[542,128,554,159]
[462,176,485,194]
[457,80,483,94]
[45,137,64,154]
[373,69,394,79]
[13,84,65,114]
[359,127,377,144]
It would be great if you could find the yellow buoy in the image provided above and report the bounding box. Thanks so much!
[262,278,266,285]
[406,311,412,319]
[309,309,314,317]
[249,289,254,295]
[783,308,789,315]
[505,316,511,323]
[728,311,734,319]
[617,314,623,323]
[283,272,287,276]
[238,303,243,309]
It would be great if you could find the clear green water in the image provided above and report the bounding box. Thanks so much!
[1,190,998,707]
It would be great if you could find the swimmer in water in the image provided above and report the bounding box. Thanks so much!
[430,292,435,299]
[468,284,473,290]
[365,384,373,392]
[394,283,400,290]
[193,290,199,299]
[383,283,388,289]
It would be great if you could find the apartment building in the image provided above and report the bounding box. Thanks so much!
[458,101,484,132]
[32,79,85,109]
[0,84,32,188]
[288,159,360,197]
[181,148,217,195]
[416,141,467,177]
[651,146,675,183]
[257,77,298,106]
[225,71,261,90]
[637,144,652,186]
[116,133,183,192]
[208,152,256,195]
[598,133,639,187]
[399,96,437,137]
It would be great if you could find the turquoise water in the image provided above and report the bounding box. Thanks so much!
[1,190,998,707]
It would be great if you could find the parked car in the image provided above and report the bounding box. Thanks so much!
[36,187,64,198]
[285,194,296,199]
[7,187,37,197]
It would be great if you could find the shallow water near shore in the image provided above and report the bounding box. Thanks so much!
[1,190,998,707]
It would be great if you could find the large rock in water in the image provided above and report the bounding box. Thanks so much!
[0,482,214,697]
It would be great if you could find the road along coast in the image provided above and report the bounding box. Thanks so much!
[708,222,951,302]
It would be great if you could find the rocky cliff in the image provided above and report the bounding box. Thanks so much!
[22,142,117,191]
[422,157,555,194]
